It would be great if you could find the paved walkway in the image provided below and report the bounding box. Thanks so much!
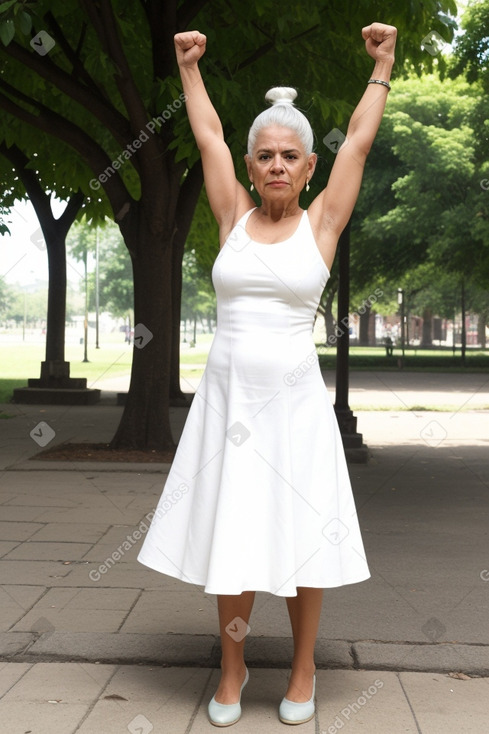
[1,371,488,732]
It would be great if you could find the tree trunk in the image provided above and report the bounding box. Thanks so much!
[1,145,84,387]
[461,278,466,366]
[110,222,175,451]
[170,161,203,403]
[358,306,371,346]
[477,312,486,348]
[421,307,433,347]
[324,286,336,343]
[27,207,84,387]
[169,229,188,404]
[37,231,69,382]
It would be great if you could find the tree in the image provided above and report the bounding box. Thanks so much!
[352,74,489,289]
[450,0,489,92]
[0,275,13,318]
[0,0,457,450]
[67,218,133,319]
[1,146,84,386]
[181,247,216,346]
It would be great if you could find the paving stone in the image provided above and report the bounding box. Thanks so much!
[0,661,32,694]
[0,521,45,541]
[120,589,218,635]
[0,541,20,558]
[0,560,73,586]
[68,561,163,588]
[82,539,143,563]
[0,506,49,521]
[0,701,89,733]
[316,669,417,733]
[399,671,489,734]
[0,585,47,631]
[1,660,114,701]
[29,522,108,543]
[77,666,209,734]
[13,596,138,635]
[28,508,145,524]
[3,541,93,561]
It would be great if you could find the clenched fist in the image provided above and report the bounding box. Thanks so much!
[174,31,207,68]
[362,23,397,62]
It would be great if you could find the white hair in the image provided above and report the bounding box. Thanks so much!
[247,86,314,156]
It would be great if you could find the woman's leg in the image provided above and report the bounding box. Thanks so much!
[284,587,324,701]
[213,591,255,703]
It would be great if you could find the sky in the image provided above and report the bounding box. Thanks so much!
[2,198,85,288]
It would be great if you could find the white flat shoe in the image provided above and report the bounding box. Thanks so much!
[208,668,249,727]
[279,674,316,725]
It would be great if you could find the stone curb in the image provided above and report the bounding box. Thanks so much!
[4,461,171,473]
[353,641,489,676]
[2,632,488,675]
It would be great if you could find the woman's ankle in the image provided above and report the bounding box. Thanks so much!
[290,659,316,676]
[219,660,247,676]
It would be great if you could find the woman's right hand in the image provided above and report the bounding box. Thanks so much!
[174,31,207,67]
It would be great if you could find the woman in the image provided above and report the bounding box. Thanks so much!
[138,23,397,727]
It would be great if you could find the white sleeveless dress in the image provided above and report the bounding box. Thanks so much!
[138,208,370,596]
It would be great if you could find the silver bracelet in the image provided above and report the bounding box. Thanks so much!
[368,78,391,91]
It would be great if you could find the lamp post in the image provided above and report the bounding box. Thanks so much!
[397,287,405,368]
[82,245,89,363]
[334,219,368,462]
[23,288,27,342]
[95,227,100,349]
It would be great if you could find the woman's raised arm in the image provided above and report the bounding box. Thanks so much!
[175,32,252,240]
[309,23,397,269]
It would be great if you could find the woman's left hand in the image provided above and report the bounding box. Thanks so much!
[362,22,397,62]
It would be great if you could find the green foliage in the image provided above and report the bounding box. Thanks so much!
[67,218,133,319]
[2,282,47,323]
[352,73,489,305]
[181,247,216,322]
[451,0,489,89]
[0,274,12,313]
[0,0,459,223]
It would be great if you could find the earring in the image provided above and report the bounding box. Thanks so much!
[250,183,254,192]
[306,181,310,192]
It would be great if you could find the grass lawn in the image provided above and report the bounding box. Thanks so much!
[0,337,487,404]
[317,345,489,371]
[0,341,133,402]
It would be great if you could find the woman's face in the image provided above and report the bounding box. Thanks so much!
[246,125,316,200]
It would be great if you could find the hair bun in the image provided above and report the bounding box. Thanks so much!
[265,87,298,106]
